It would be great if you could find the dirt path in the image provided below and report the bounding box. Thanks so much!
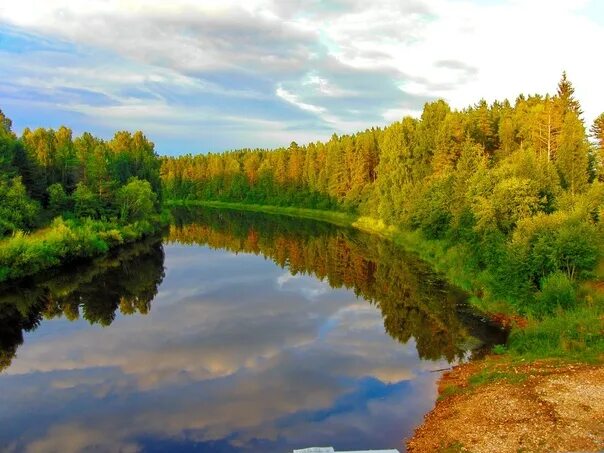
[407,360,604,453]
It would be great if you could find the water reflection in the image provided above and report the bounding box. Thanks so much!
[0,237,165,373]
[169,207,504,361]
[0,208,504,452]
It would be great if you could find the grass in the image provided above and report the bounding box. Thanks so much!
[0,213,168,283]
[438,362,529,401]
[167,198,604,368]
[506,304,604,362]
[468,368,529,386]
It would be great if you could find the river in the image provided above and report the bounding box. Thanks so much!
[0,208,505,452]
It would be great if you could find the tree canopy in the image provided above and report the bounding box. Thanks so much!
[0,115,162,237]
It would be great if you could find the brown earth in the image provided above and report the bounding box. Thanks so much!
[406,360,604,453]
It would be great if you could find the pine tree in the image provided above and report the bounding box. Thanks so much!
[556,71,582,116]
[535,95,561,161]
[591,113,604,150]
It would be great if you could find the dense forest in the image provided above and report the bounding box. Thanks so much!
[162,74,604,319]
[0,109,164,281]
[2,73,604,329]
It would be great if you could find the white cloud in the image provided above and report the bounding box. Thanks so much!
[276,86,326,114]
[1,0,603,152]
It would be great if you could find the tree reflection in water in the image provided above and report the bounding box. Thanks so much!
[168,207,506,362]
[0,207,505,375]
[0,236,165,372]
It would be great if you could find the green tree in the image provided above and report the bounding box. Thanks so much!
[0,177,40,235]
[47,183,70,216]
[556,112,589,194]
[591,113,604,180]
[73,183,101,218]
[0,109,15,139]
[556,71,582,116]
[115,178,157,222]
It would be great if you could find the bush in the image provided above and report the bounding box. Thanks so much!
[73,183,101,218]
[0,216,161,283]
[508,303,604,360]
[535,271,577,317]
[0,177,40,236]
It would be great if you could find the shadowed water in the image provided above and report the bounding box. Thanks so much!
[0,208,505,452]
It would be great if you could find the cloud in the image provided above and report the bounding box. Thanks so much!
[276,86,326,114]
[1,0,603,154]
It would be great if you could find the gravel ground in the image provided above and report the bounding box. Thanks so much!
[406,361,604,453]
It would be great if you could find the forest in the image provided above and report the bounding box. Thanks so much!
[0,110,164,281]
[162,74,604,328]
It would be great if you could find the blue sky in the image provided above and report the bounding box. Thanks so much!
[1,0,603,156]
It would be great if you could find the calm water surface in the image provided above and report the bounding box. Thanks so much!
[0,208,504,452]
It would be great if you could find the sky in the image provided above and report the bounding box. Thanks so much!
[1,0,603,156]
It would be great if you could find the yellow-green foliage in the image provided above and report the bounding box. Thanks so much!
[0,217,159,282]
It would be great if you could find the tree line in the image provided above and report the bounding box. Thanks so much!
[0,109,165,282]
[162,73,604,313]
[0,112,162,237]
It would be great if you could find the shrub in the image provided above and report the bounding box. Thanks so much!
[0,177,40,236]
[73,183,101,218]
[535,271,577,316]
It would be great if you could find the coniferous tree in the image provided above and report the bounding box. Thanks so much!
[556,71,583,116]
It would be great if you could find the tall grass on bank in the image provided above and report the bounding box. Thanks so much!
[354,216,604,362]
[0,214,167,283]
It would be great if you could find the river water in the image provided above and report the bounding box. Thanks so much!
[0,208,505,452]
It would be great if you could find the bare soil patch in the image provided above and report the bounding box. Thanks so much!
[407,360,604,453]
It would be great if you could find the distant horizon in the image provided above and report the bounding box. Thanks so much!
[2,0,603,156]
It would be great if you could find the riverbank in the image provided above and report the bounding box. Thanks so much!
[0,213,169,283]
[166,200,603,353]
[407,358,604,452]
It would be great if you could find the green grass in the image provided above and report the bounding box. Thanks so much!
[468,369,529,386]
[506,303,604,362]
[437,385,464,401]
[0,213,168,283]
[437,364,529,402]
[169,199,604,365]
